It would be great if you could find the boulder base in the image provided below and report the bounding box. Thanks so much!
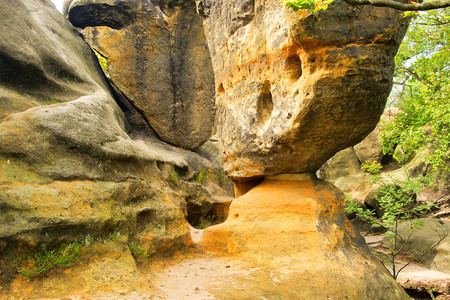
[200,174,409,299]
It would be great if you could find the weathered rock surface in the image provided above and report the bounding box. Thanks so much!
[0,0,221,293]
[200,174,409,299]
[317,147,361,182]
[0,0,107,121]
[64,0,215,150]
[385,219,450,274]
[198,0,409,179]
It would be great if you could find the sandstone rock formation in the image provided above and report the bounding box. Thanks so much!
[0,0,223,293]
[195,1,411,298]
[387,218,450,274]
[200,174,410,299]
[198,0,409,179]
[64,0,215,150]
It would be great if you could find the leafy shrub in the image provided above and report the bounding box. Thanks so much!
[20,242,81,280]
[345,174,443,278]
[283,0,333,12]
[361,160,383,174]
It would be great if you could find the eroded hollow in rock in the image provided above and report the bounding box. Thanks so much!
[285,54,302,82]
[187,202,230,229]
[136,209,158,232]
[256,82,273,125]
[68,4,133,29]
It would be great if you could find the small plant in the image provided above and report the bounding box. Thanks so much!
[194,168,232,186]
[168,166,179,188]
[361,160,383,174]
[19,242,81,281]
[283,0,333,13]
[345,174,446,279]
[105,231,121,243]
[83,234,94,247]
[42,98,60,105]
[128,242,151,259]
[195,169,213,184]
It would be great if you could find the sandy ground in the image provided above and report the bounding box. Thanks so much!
[149,256,254,300]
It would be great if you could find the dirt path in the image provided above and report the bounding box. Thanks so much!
[148,255,265,300]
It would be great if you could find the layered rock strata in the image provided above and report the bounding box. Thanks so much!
[201,174,410,299]
[198,0,409,179]
[64,0,216,150]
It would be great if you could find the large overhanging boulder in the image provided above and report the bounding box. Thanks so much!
[195,1,411,298]
[197,0,409,179]
[64,0,216,150]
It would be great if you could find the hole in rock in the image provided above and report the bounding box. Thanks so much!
[404,288,441,300]
[136,209,158,232]
[234,213,239,219]
[217,83,225,95]
[68,4,133,30]
[287,113,292,119]
[255,82,273,125]
[187,202,230,230]
[285,54,302,82]
[234,177,265,198]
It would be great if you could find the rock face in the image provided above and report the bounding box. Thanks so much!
[201,174,410,299]
[388,219,450,274]
[0,0,221,292]
[64,0,215,150]
[0,0,107,121]
[195,1,411,298]
[198,0,409,179]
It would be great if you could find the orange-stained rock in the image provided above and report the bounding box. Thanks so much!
[65,0,215,150]
[197,0,409,179]
[199,173,410,299]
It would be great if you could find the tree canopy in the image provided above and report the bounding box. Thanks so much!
[382,8,450,173]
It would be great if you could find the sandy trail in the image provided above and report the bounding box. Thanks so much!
[148,255,266,300]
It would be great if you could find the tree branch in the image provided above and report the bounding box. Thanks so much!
[344,0,450,11]
[401,67,434,86]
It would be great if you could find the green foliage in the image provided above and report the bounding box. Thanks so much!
[345,174,435,278]
[383,8,450,175]
[41,98,60,105]
[20,242,81,281]
[168,166,179,188]
[282,0,333,12]
[128,242,152,259]
[93,49,108,71]
[403,11,420,18]
[361,160,383,174]
[106,230,121,242]
[194,168,232,186]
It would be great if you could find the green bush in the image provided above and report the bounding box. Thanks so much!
[20,242,81,280]
[345,174,438,278]
[361,160,383,174]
